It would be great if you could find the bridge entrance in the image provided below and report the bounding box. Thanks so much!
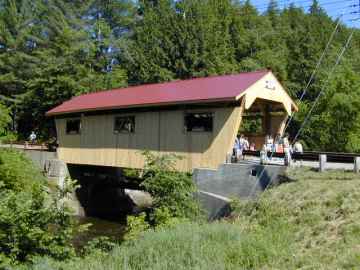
[238,99,288,151]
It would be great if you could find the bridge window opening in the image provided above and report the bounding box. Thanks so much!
[235,100,288,152]
[239,112,264,135]
[66,119,81,135]
[114,116,135,134]
[185,112,213,132]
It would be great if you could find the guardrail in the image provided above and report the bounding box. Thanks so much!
[243,150,360,164]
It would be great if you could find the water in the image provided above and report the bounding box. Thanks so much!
[72,216,126,250]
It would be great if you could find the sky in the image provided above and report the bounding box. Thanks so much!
[249,0,360,27]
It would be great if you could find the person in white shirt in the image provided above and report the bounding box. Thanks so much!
[293,141,304,153]
[283,133,291,166]
[243,137,250,150]
[29,131,37,145]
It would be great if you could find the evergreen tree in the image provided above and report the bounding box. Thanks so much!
[0,0,360,151]
[0,0,40,98]
[0,102,11,137]
[266,0,279,27]
[14,0,128,137]
[309,0,326,17]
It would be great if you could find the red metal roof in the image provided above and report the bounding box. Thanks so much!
[46,70,269,116]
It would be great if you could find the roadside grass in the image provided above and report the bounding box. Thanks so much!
[289,166,359,181]
[22,168,360,270]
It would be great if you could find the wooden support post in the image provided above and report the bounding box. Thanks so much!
[319,154,327,172]
[354,157,360,173]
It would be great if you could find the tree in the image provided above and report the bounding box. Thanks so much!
[0,0,360,153]
[123,0,237,83]
[296,65,360,152]
[266,0,279,27]
[7,0,129,138]
[0,102,11,137]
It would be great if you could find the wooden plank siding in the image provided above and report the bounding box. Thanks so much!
[56,103,244,172]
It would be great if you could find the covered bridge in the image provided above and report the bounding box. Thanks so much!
[47,70,297,172]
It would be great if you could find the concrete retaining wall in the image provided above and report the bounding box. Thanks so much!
[20,149,57,171]
[193,162,286,219]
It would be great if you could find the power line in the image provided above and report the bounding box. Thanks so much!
[292,28,355,142]
[256,1,355,14]
[283,16,343,132]
[253,0,355,11]
[247,8,353,201]
[246,27,355,217]
[251,0,314,9]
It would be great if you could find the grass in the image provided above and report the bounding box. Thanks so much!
[20,167,360,269]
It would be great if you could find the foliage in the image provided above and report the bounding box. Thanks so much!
[239,114,263,135]
[0,150,82,265]
[297,66,360,152]
[0,186,76,265]
[122,168,141,179]
[124,213,150,241]
[125,207,189,241]
[0,102,11,138]
[151,206,188,230]
[0,0,130,139]
[1,0,360,150]
[81,236,117,257]
[124,151,200,240]
[12,167,360,269]
[140,151,200,221]
[0,148,45,192]
[19,220,293,270]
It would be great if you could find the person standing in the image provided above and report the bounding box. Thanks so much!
[293,141,304,153]
[243,137,250,151]
[293,140,304,165]
[29,131,37,145]
[283,133,291,166]
[233,136,240,162]
[233,134,246,162]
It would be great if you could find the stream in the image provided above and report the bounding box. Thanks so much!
[72,216,127,250]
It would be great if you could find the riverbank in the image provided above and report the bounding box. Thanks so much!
[19,168,360,269]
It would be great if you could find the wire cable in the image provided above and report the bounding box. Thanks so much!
[282,15,343,132]
[292,29,355,142]
[248,16,354,202]
[248,27,354,200]
[254,0,355,11]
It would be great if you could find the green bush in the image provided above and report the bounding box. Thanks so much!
[0,187,76,265]
[14,168,360,269]
[140,151,201,221]
[81,237,117,257]
[0,150,81,266]
[0,149,46,192]
[124,151,201,241]
[124,213,150,241]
